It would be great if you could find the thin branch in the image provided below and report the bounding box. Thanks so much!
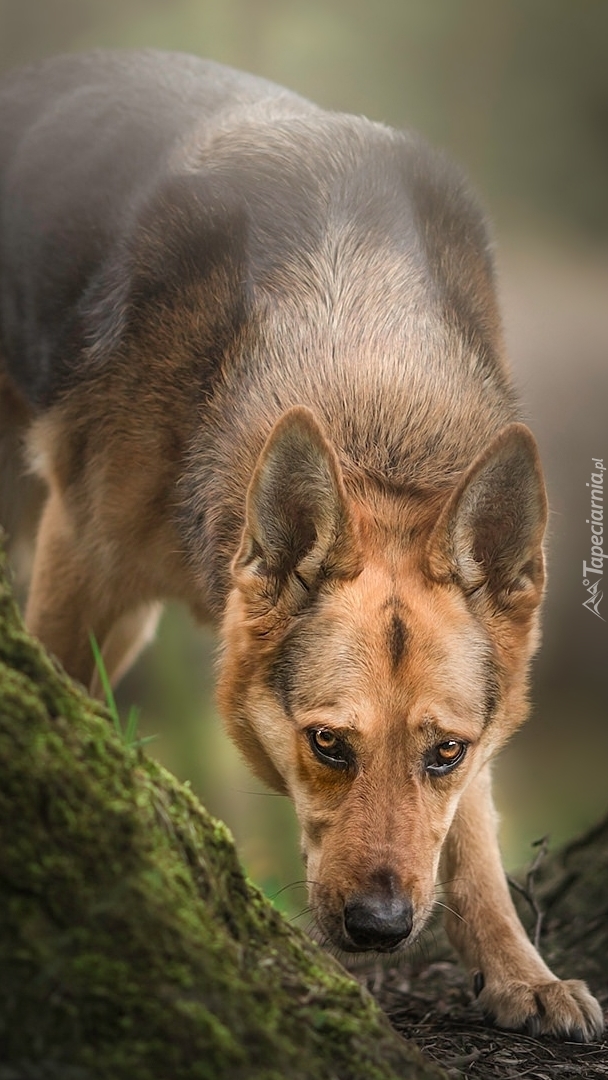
[507,835,549,951]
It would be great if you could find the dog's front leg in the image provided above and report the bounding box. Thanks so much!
[441,765,604,1040]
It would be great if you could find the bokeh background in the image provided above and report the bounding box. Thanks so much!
[2,0,607,918]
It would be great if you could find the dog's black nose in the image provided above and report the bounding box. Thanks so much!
[343,893,413,950]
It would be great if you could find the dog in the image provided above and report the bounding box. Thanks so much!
[0,49,603,1040]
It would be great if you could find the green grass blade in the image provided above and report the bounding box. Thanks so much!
[89,632,157,750]
[135,734,159,748]
[125,705,140,746]
[89,633,121,733]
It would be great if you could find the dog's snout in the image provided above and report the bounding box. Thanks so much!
[343,892,413,951]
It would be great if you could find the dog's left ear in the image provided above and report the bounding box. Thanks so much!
[233,407,360,611]
[427,423,547,609]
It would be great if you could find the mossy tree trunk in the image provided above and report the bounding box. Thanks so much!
[0,553,444,1080]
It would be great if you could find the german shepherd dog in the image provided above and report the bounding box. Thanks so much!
[0,51,603,1040]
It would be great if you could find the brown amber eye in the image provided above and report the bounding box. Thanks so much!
[438,741,461,763]
[426,740,467,776]
[316,729,336,748]
[309,728,351,770]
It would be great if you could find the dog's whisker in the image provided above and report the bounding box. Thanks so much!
[288,906,313,924]
[268,879,310,901]
[433,899,468,924]
[434,876,468,889]
[233,788,289,798]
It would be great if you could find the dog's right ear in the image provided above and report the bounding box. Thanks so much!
[233,407,361,613]
[427,423,547,614]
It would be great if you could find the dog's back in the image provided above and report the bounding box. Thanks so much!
[0,50,514,610]
[0,48,507,411]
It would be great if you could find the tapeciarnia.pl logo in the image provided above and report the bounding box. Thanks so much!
[582,457,605,620]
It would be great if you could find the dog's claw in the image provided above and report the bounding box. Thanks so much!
[473,971,485,997]
[524,1013,542,1038]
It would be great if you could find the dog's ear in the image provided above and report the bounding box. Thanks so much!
[233,407,360,610]
[427,423,547,610]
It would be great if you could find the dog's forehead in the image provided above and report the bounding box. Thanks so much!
[338,557,472,647]
[347,564,489,707]
[274,559,493,728]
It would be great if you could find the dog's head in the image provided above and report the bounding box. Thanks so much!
[218,407,547,952]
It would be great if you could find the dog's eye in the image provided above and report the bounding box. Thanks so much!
[308,728,351,770]
[425,740,467,776]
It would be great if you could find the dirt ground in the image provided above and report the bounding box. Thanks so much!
[367,956,608,1080]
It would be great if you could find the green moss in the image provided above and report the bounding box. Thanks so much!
[0,553,443,1080]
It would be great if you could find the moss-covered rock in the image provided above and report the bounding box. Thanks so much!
[0,553,444,1080]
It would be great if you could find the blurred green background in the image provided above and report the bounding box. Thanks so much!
[2,0,607,917]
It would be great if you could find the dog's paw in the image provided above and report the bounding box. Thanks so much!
[475,975,604,1041]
